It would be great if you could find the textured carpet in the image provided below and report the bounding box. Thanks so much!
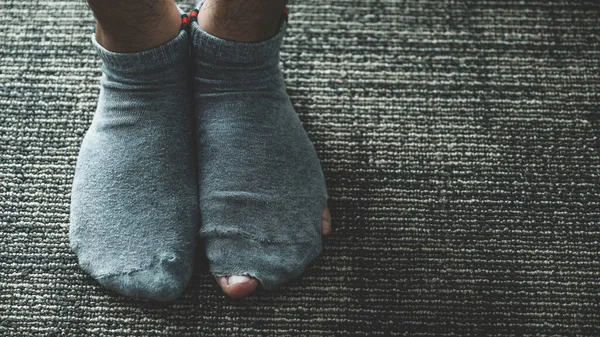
[2,0,600,336]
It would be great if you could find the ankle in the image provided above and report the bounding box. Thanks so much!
[94,3,182,53]
[197,0,285,43]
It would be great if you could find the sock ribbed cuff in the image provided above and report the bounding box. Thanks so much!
[190,18,287,65]
[92,28,189,73]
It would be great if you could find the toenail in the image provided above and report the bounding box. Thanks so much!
[228,275,251,286]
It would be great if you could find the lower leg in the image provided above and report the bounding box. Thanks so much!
[197,0,287,42]
[88,0,182,52]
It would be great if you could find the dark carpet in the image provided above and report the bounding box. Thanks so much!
[1,0,600,336]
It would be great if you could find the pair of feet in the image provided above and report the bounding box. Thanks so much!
[69,8,330,300]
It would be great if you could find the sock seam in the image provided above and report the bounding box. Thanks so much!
[200,229,319,245]
[92,254,177,279]
[209,243,322,289]
[95,263,155,279]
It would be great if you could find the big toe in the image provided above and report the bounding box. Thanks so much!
[321,203,332,236]
[216,275,260,298]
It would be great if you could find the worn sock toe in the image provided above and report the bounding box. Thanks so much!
[191,12,327,289]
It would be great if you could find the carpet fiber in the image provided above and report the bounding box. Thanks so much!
[1,0,600,336]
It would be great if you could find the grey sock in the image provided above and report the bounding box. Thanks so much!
[69,27,198,301]
[191,16,328,289]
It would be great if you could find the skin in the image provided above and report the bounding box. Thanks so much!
[197,0,288,43]
[88,0,332,299]
[88,0,182,53]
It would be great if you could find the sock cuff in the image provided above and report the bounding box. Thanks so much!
[191,19,287,65]
[92,28,189,72]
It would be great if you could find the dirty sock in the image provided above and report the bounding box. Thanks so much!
[69,23,198,301]
[191,11,328,289]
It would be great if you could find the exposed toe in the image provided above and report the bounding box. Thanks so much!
[321,203,332,236]
[216,275,260,298]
